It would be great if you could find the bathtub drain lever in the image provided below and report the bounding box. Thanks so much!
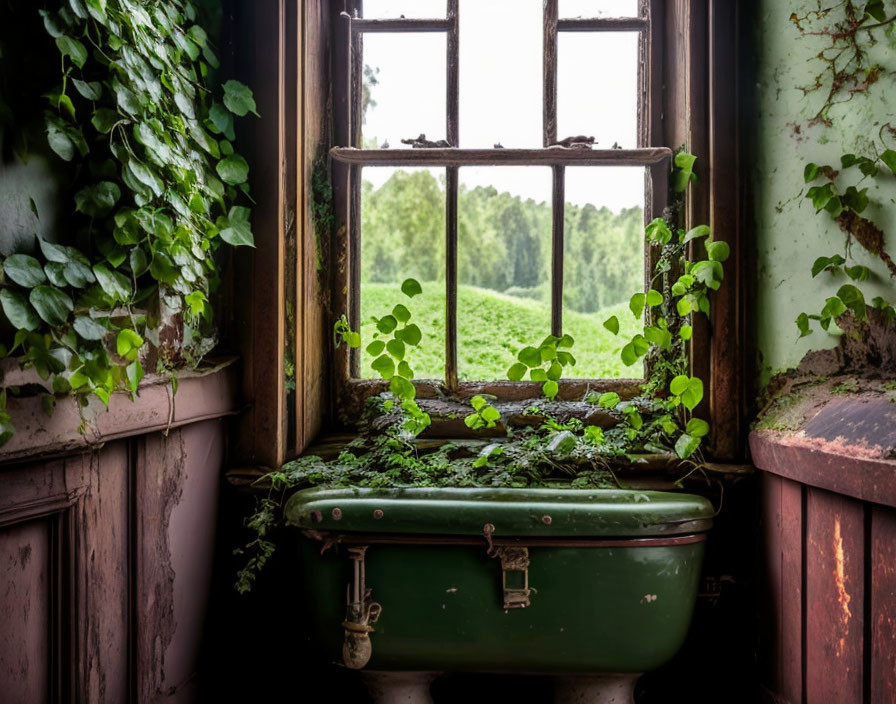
[341,545,382,670]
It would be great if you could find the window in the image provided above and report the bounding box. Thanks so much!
[331,0,669,405]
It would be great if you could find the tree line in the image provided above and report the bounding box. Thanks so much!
[360,169,644,314]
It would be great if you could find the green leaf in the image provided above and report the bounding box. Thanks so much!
[0,289,40,331]
[865,0,887,21]
[597,392,620,409]
[646,218,672,244]
[216,154,249,185]
[837,284,866,319]
[3,254,47,288]
[804,162,820,183]
[397,323,422,346]
[397,361,414,379]
[507,362,527,381]
[646,289,663,307]
[93,263,131,301]
[644,325,672,348]
[392,304,411,323]
[542,379,559,399]
[389,375,415,400]
[75,181,120,218]
[881,149,896,176]
[629,292,646,318]
[126,359,144,394]
[72,315,108,341]
[471,395,487,411]
[91,108,119,134]
[530,368,548,381]
[683,225,710,243]
[812,254,845,277]
[46,124,75,161]
[603,315,620,335]
[386,338,406,361]
[56,35,87,68]
[376,315,398,334]
[371,354,395,379]
[821,296,847,320]
[842,186,869,214]
[845,265,870,282]
[149,253,179,285]
[706,240,730,262]
[517,346,541,367]
[807,184,835,211]
[209,101,234,140]
[481,406,501,423]
[73,79,102,101]
[686,418,710,438]
[30,286,73,326]
[675,433,701,459]
[558,334,574,348]
[366,340,385,356]
[679,324,693,340]
[63,261,95,288]
[669,375,704,411]
[621,335,649,366]
[116,329,143,361]
[218,206,255,246]
[401,278,423,298]
[796,312,812,338]
[222,80,259,117]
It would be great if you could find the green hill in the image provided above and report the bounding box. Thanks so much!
[359,282,643,382]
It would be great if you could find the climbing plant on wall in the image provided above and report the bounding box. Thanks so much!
[0,0,256,444]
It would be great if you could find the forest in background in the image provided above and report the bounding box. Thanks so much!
[359,169,646,380]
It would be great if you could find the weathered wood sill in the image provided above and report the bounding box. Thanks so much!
[751,429,896,509]
[0,357,240,466]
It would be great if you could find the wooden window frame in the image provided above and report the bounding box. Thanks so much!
[330,0,671,407]
[232,0,747,467]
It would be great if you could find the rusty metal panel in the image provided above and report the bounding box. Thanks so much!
[805,487,864,704]
[871,506,896,703]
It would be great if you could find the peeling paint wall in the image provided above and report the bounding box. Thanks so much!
[753,2,896,385]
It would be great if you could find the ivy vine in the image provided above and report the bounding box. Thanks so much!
[0,0,256,445]
[797,148,896,336]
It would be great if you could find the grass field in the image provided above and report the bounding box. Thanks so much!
[359,282,643,381]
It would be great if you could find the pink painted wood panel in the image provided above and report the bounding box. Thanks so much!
[0,519,49,704]
[871,506,896,703]
[805,487,864,704]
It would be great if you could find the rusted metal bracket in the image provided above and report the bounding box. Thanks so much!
[494,546,532,609]
[341,545,382,669]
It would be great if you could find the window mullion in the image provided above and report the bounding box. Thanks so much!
[551,165,564,337]
[445,0,459,391]
[543,0,558,146]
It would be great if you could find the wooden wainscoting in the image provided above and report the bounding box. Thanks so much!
[0,365,237,704]
[754,431,896,704]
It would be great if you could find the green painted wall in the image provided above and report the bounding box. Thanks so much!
[753,2,896,385]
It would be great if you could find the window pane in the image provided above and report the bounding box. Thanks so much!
[557,32,639,148]
[360,167,446,380]
[459,0,542,147]
[361,33,446,149]
[559,0,640,17]
[361,0,446,18]
[457,166,552,380]
[562,166,644,379]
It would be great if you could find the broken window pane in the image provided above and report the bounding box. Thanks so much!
[457,166,552,380]
[557,32,639,148]
[562,166,645,379]
[360,167,446,380]
[361,33,446,149]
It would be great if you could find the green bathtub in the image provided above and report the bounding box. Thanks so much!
[285,486,712,676]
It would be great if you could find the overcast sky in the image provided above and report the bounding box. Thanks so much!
[360,0,644,210]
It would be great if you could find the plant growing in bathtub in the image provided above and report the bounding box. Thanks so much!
[235,150,725,591]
